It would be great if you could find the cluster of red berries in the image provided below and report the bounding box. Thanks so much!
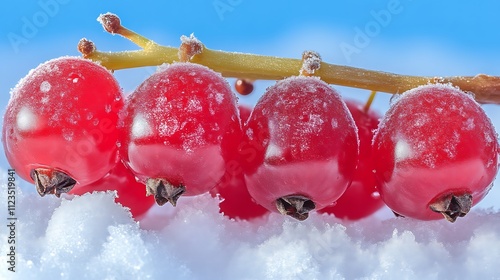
[2,56,498,222]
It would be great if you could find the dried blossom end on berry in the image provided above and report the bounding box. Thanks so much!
[429,193,472,223]
[275,195,316,221]
[30,168,77,198]
[146,178,186,207]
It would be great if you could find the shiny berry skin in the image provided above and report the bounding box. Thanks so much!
[372,84,498,222]
[237,104,252,124]
[120,63,241,206]
[242,76,359,220]
[211,171,269,220]
[234,79,254,95]
[319,99,385,220]
[2,57,124,195]
[210,105,269,220]
[70,161,155,218]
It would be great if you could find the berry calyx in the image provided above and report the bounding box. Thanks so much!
[275,195,315,221]
[145,179,185,207]
[31,168,77,197]
[429,193,472,222]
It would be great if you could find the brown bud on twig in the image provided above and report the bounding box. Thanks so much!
[179,34,204,62]
[300,50,322,76]
[77,38,96,56]
[98,13,122,34]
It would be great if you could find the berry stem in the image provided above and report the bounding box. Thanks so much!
[80,13,500,104]
[98,13,157,49]
[363,91,377,113]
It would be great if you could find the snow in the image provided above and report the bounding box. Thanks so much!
[2,178,500,279]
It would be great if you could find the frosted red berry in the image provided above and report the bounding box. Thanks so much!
[372,84,498,222]
[2,57,124,196]
[242,76,359,220]
[319,99,385,220]
[210,104,269,220]
[119,62,241,206]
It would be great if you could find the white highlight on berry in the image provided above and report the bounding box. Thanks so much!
[131,114,152,139]
[40,81,51,93]
[265,143,282,161]
[16,106,37,131]
[394,139,412,162]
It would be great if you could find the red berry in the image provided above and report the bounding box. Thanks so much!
[70,161,155,218]
[2,57,124,196]
[238,104,252,124]
[372,84,498,222]
[319,99,385,220]
[242,76,359,220]
[234,79,254,95]
[119,63,241,207]
[210,104,269,220]
[211,175,269,220]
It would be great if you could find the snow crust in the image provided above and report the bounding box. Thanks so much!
[2,176,500,279]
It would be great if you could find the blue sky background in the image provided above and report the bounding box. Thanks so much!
[1,0,500,209]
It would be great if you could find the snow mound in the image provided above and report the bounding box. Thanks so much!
[1,177,500,279]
